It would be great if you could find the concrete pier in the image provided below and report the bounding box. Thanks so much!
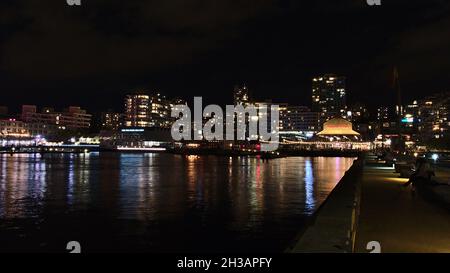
[355,156,450,253]
[290,153,450,253]
[288,158,363,253]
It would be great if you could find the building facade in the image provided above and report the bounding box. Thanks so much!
[312,74,346,121]
[233,85,251,106]
[0,119,29,138]
[279,105,320,132]
[124,92,185,129]
[21,105,92,130]
[101,111,123,130]
[124,93,151,127]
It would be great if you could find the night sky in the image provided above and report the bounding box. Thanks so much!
[1,0,450,114]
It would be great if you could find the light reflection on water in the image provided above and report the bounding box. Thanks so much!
[0,153,354,252]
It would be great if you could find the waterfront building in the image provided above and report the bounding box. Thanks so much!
[26,123,59,138]
[279,105,320,132]
[125,92,185,129]
[317,117,360,138]
[312,74,347,121]
[149,93,173,128]
[0,119,30,138]
[281,118,370,151]
[100,127,172,151]
[411,92,450,141]
[124,93,151,127]
[101,111,123,130]
[21,105,92,130]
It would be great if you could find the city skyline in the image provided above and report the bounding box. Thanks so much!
[2,0,450,257]
[0,77,447,120]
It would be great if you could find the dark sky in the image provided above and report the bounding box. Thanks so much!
[1,0,450,114]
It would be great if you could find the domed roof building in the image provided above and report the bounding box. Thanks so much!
[317,117,360,136]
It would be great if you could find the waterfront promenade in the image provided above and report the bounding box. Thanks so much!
[291,154,450,253]
[354,157,450,253]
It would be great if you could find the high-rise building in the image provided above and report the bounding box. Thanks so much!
[312,74,346,121]
[124,92,184,129]
[149,93,172,128]
[124,93,151,127]
[233,85,251,106]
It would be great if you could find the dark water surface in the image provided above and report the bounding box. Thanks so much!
[0,153,354,252]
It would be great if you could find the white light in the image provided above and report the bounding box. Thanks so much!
[432,154,439,161]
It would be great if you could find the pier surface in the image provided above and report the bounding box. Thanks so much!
[354,156,450,253]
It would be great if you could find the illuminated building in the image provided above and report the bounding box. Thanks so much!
[312,74,347,121]
[125,92,186,129]
[411,92,450,140]
[317,117,360,138]
[100,127,172,151]
[21,105,92,130]
[348,103,369,123]
[233,85,251,106]
[101,111,123,130]
[253,100,276,140]
[124,93,151,127]
[27,123,58,137]
[61,107,92,129]
[227,85,252,140]
[377,106,390,122]
[149,93,173,128]
[0,119,30,137]
[279,105,320,133]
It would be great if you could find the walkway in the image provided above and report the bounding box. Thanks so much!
[355,158,450,253]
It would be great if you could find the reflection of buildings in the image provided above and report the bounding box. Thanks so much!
[312,74,347,122]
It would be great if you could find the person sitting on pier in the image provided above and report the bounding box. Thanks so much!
[403,158,435,190]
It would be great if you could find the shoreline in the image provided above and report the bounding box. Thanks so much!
[1,148,364,158]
